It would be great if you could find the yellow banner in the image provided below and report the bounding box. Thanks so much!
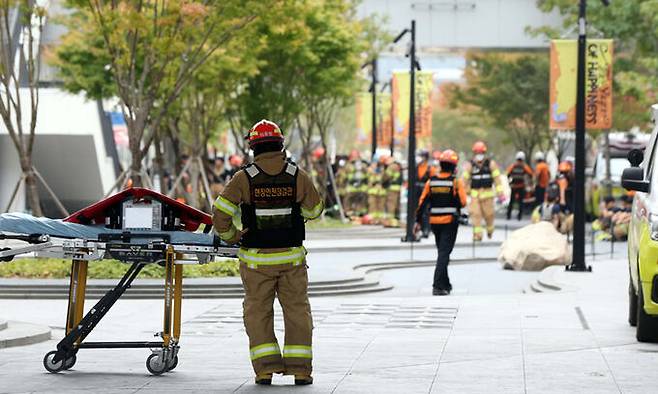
[377,93,392,148]
[392,71,410,142]
[550,39,613,130]
[355,92,372,145]
[391,71,435,149]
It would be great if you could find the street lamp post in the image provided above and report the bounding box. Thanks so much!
[568,0,610,272]
[361,59,379,160]
[394,20,418,243]
[371,58,378,159]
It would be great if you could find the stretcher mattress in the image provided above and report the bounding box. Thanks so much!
[0,213,215,246]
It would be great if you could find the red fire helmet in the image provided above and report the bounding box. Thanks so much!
[472,141,487,154]
[246,119,284,147]
[440,149,459,165]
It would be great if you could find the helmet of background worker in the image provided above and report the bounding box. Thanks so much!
[439,149,459,174]
[312,146,325,160]
[440,149,459,165]
[229,154,243,168]
[246,119,284,147]
[558,161,571,173]
[515,151,526,162]
[418,149,430,161]
[534,151,545,161]
[472,141,487,154]
[564,156,575,167]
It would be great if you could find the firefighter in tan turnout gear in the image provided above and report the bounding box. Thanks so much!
[212,120,323,386]
[462,141,504,241]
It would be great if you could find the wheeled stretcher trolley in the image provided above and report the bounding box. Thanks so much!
[0,188,238,375]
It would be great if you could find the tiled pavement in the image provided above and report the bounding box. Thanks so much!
[1,257,657,393]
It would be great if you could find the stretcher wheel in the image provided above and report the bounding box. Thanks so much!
[0,248,14,262]
[43,351,65,373]
[146,353,167,375]
[166,355,178,372]
[63,354,77,370]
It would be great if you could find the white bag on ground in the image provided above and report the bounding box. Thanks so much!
[498,222,572,271]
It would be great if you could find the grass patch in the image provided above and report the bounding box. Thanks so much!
[306,217,353,230]
[0,258,239,279]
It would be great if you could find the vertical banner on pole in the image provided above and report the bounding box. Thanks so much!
[392,71,410,151]
[391,71,435,150]
[377,93,392,149]
[355,92,372,146]
[550,39,613,130]
[415,71,435,149]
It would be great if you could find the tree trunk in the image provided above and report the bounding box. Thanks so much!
[154,134,167,194]
[20,157,43,216]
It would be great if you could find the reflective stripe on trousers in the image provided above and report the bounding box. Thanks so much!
[283,345,312,359]
[250,342,281,360]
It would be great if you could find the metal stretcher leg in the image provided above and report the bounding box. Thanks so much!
[145,247,181,375]
[43,262,148,373]
[173,262,183,341]
[59,260,88,370]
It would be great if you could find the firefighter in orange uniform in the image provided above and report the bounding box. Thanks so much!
[533,152,550,207]
[415,150,467,296]
[212,120,323,386]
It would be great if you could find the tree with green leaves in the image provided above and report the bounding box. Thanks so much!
[532,0,657,130]
[55,0,260,187]
[164,43,260,209]
[449,53,551,158]
[224,1,381,167]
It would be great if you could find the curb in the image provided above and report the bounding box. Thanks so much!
[308,241,501,254]
[0,321,51,349]
[0,257,497,300]
[354,257,498,272]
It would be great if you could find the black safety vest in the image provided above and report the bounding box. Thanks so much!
[470,159,493,189]
[428,174,460,220]
[509,162,527,189]
[240,162,305,248]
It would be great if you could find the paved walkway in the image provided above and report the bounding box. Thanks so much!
[0,254,656,393]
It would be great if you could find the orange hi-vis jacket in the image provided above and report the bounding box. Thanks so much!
[535,162,550,188]
[417,170,468,225]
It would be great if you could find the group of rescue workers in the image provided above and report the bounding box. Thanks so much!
[208,118,579,386]
[335,151,403,226]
